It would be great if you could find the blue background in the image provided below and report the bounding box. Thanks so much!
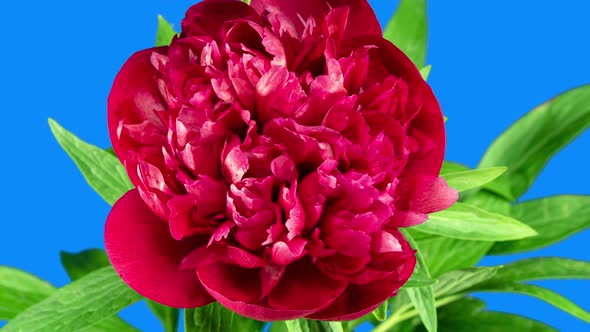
[1,0,589,331]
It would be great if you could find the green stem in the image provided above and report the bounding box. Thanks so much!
[373,294,465,332]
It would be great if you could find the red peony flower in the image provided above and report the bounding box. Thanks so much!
[105,0,457,321]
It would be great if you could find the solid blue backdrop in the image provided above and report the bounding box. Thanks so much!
[0,0,588,331]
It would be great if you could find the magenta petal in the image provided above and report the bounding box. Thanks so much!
[107,47,167,164]
[227,246,268,268]
[266,258,348,312]
[181,0,260,40]
[399,174,458,214]
[198,262,326,321]
[105,189,213,308]
[308,252,416,320]
[250,0,381,39]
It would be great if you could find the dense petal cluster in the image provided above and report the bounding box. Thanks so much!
[105,0,457,321]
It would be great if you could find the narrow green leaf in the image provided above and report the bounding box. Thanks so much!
[267,321,288,332]
[48,118,133,205]
[417,309,557,332]
[434,267,499,297]
[400,230,437,332]
[185,302,264,332]
[372,301,389,321]
[420,65,432,81]
[59,249,139,332]
[242,0,252,4]
[60,249,110,281]
[413,203,537,241]
[433,297,487,318]
[146,300,179,332]
[473,283,590,323]
[0,267,54,320]
[416,236,493,277]
[439,161,470,175]
[441,167,507,192]
[490,195,590,255]
[61,249,177,332]
[404,273,437,288]
[284,319,343,332]
[156,15,178,47]
[384,0,428,68]
[478,84,590,200]
[462,190,511,216]
[486,257,590,283]
[3,266,141,332]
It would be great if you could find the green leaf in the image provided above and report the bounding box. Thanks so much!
[61,249,177,332]
[439,161,470,175]
[414,298,556,332]
[462,191,511,216]
[185,302,264,332]
[478,84,590,200]
[465,258,590,324]
[405,273,437,288]
[155,15,178,47]
[60,249,110,281]
[0,267,54,320]
[400,230,437,332]
[105,147,116,156]
[242,0,252,4]
[420,65,432,81]
[490,195,590,255]
[372,301,389,321]
[441,167,507,192]
[384,0,428,68]
[283,319,343,332]
[416,236,493,277]
[486,257,590,283]
[434,267,499,297]
[59,249,139,332]
[417,309,557,332]
[146,300,179,332]
[3,266,141,332]
[433,297,487,318]
[413,203,537,241]
[48,118,133,205]
[473,283,590,323]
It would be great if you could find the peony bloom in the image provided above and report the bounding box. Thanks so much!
[105,0,457,321]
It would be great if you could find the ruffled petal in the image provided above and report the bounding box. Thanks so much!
[353,35,445,175]
[105,189,213,308]
[107,47,168,165]
[250,0,381,39]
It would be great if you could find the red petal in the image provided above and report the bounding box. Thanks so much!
[107,47,167,165]
[308,252,416,320]
[356,36,445,175]
[198,262,314,321]
[105,189,213,308]
[198,258,347,321]
[250,0,381,39]
[181,0,260,40]
[266,258,348,312]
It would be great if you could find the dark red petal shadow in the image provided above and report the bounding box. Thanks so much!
[182,0,261,40]
[197,258,348,321]
[105,189,213,308]
[308,252,416,320]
